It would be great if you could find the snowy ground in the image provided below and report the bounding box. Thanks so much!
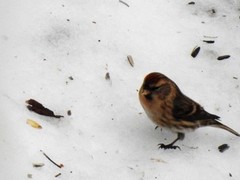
[1,0,240,179]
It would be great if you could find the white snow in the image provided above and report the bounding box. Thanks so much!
[1,0,240,179]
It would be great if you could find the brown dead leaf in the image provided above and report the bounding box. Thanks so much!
[26,99,64,118]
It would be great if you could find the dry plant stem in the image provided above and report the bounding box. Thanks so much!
[40,150,63,169]
[119,0,129,7]
[55,173,62,177]
[127,55,134,67]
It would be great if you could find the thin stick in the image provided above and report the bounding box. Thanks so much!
[119,0,129,7]
[40,150,64,169]
[55,173,62,177]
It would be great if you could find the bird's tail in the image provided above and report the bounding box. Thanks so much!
[199,119,240,137]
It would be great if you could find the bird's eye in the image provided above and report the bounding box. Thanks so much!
[143,84,161,91]
[149,86,161,91]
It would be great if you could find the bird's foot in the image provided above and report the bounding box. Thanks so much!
[158,143,181,150]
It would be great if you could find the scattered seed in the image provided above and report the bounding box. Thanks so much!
[209,9,216,15]
[27,119,42,129]
[229,173,232,177]
[203,40,215,44]
[105,72,110,80]
[33,163,45,168]
[68,76,74,80]
[218,144,230,153]
[203,35,218,39]
[150,158,166,163]
[217,55,230,60]
[55,173,61,178]
[127,55,134,67]
[188,1,195,5]
[191,46,200,58]
[233,77,238,79]
[67,110,72,116]
[27,174,32,179]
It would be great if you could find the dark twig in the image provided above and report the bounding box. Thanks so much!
[55,173,62,178]
[119,0,129,7]
[40,150,64,169]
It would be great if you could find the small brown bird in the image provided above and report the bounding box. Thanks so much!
[139,72,240,150]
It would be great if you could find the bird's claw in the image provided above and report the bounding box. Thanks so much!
[158,143,181,150]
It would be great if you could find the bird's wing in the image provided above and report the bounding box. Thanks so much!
[172,94,220,121]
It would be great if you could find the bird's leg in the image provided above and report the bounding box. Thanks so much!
[158,133,185,150]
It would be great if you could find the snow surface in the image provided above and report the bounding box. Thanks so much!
[1,0,240,179]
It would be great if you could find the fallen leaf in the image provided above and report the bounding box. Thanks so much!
[26,99,64,118]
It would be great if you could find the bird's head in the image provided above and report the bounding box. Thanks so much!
[140,72,172,101]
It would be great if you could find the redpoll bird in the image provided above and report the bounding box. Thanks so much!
[139,72,240,150]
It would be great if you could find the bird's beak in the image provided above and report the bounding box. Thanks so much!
[141,89,150,95]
